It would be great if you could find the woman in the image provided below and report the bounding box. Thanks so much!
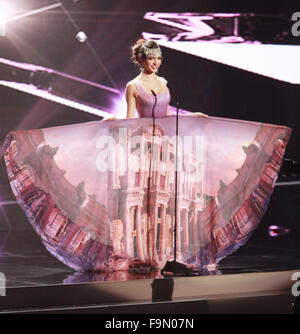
[126,39,170,119]
[103,39,207,121]
[2,39,291,274]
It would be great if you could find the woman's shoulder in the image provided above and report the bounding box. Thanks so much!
[157,76,168,85]
[126,79,138,89]
[125,79,139,96]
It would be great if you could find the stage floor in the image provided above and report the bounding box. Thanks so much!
[1,244,299,314]
[1,234,300,288]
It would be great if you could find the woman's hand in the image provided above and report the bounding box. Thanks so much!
[183,112,209,117]
[101,116,117,122]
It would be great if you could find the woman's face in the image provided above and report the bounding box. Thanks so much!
[140,55,162,74]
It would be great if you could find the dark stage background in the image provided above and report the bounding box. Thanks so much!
[0,0,299,280]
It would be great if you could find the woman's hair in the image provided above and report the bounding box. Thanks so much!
[130,39,162,66]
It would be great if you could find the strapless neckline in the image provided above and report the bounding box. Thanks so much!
[134,81,168,96]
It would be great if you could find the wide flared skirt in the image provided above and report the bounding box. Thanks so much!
[2,116,292,272]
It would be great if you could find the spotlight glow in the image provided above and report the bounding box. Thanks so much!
[76,31,88,43]
[0,2,12,23]
[268,225,291,237]
[0,2,12,36]
[0,80,111,118]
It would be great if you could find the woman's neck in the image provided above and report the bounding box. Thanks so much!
[139,70,158,81]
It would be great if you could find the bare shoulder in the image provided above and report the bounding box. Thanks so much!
[126,80,138,96]
[125,80,138,95]
[126,80,139,100]
[157,76,168,85]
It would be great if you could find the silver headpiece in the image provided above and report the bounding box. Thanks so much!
[140,43,162,58]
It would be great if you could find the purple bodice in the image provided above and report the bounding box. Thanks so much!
[134,81,170,118]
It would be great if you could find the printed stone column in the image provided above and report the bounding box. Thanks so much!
[147,201,154,264]
[140,138,146,186]
[124,205,132,258]
[165,143,170,188]
[152,203,159,264]
[193,209,198,253]
[159,204,166,260]
[135,205,145,262]
[175,208,181,260]
[184,209,189,256]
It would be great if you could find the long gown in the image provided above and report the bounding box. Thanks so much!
[2,79,292,272]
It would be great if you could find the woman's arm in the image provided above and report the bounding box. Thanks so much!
[126,83,137,118]
[166,104,170,116]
